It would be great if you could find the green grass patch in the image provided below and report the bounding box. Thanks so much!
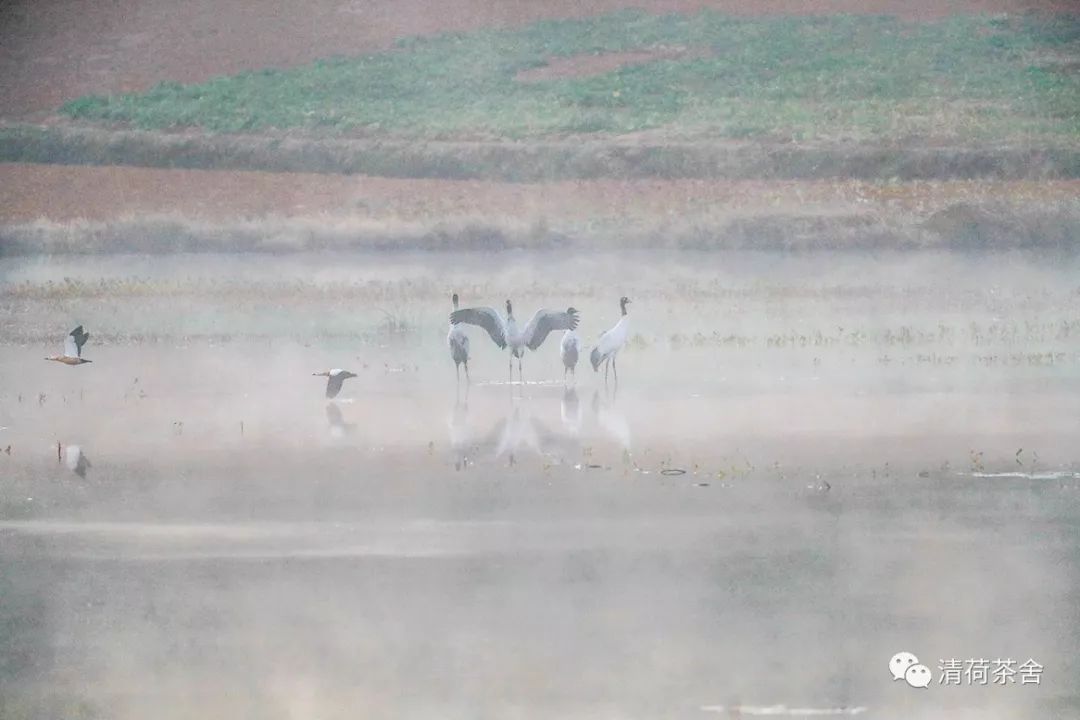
[59,11,1080,142]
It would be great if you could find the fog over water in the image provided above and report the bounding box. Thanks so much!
[2,249,1079,719]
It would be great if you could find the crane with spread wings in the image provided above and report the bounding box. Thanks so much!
[450,299,579,383]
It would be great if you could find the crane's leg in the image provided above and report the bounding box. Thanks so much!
[604,357,610,384]
[518,357,524,386]
[464,361,470,385]
[456,362,460,385]
[509,354,513,384]
[613,356,618,384]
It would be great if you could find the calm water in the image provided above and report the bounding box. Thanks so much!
[2,250,1079,718]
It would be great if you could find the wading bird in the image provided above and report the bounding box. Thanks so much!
[450,300,579,383]
[560,329,580,380]
[312,369,357,399]
[590,297,632,383]
[447,293,470,384]
[45,326,92,365]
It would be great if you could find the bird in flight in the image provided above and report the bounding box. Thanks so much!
[45,326,92,365]
[312,368,358,399]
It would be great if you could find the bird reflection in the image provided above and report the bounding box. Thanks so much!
[493,405,539,466]
[64,444,91,478]
[325,402,356,438]
[561,386,583,436]
[592,389,631,450]
[448,387,621,468]
[531,414,581,464]
[448,397,475,470]
[456,398,588,467]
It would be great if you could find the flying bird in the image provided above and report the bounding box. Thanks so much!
[447,293,470,383]
[45,326,92,365]
[590,297,632,383]
[560,330,580,380]
[312,369,357,399]
[450,299,579,382]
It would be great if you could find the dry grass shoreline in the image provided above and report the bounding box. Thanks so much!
[3,201,1078,255]
[2,160,1078,255]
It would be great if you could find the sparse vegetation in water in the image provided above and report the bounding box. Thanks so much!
[59,12,1080,144]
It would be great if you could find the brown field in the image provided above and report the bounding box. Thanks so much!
[4,163,1079,225]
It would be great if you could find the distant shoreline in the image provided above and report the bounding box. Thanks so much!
[3,204,1077,255]
[3,124,1078,183]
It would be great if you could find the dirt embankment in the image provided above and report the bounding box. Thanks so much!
[3,124,1078,183]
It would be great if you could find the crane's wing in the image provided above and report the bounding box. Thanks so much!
[325,373,346,398]
[590,327,620,369]
[450,307,506,349]
[523,308,579,351]
[68,326,89,357]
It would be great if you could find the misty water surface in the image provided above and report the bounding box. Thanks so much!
[2,249,1079,719]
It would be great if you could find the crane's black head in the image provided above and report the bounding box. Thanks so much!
[505,299,513,316]
[620,296,631,314]
[452,293,459,309]
[567,306,578,315]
